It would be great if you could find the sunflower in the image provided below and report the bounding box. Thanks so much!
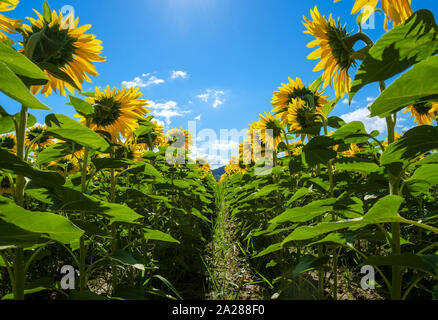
[253,112,284,152]
[286,141,304,156]
[80,86,150,142]
[287,98,321,141]
[48,155,80,177]
[343,144,363,158]
[0,176,12,196]
[21,8,105,96]
[0,133,17,153]
[246,122,269,163]
[272,77,328,124]
[114,143,144,162]
[166,127,193,152]
[239,140,253,164]
[0,0,21,42]
[220,156,247,182]
[404,103,438,126]
[197,159,212,179]
[25,125,54,150]
[152,121,167,148]
[338,0,413,31]
[304,6,356,98]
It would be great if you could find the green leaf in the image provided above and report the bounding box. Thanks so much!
[302,136,337,166]
[0,196,84,247]
[0,113,37,134]
[351,10,438,102]
[244,184,278,202]
[370,55,438,118]
[143,163,162,178]
[334,158,380,174]
[190,208,211,223]
[68,96,94,116]
[45,114,110,152]
[292,254,330,278]
[0,148,65,187]
[254,242,284,258]
[406,164,438,195]
[0,41,49,83]
[43,1,52,23]
[307,233,347,247]
[143,228,180,244]
[111,249,144,270]
[270,198,336,224]
[327,116,346,129]
[38,62,80,91]
[0,62,50,110]
[331,121,371,144]
[282,195,404,243]
[286,187,312,206]
[380,126,438,176]
[35,143,72,165]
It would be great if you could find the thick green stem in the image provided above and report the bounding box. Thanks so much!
[15,106,28,207]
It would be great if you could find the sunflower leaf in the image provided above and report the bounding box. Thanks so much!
[0,62,50,110]
[350,9,438,102]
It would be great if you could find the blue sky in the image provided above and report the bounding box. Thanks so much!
[2,0,438,167]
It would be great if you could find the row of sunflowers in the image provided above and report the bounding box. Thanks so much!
[219,0,438,300]
[0,1,217,300]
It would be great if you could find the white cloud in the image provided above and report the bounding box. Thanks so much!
[341,107,387,134]
[148,100,191,126]
[122,74,165,88]
[190,139,239,169]
[366,97,376,102]
[171,70,188,79]
[197,89,226,108]
[195,114,202,121]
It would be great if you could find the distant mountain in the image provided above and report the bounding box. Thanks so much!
[211,166,225,181]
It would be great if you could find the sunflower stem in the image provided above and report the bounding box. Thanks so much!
[379,79,403,300]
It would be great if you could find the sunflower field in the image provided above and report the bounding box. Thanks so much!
[0,0,438,302]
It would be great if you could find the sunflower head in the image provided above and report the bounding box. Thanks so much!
[115,143,144,162]
[0,175,12,196]
[0,133,17,153]
[0,0,21,43]
[25,124,54,150]
[151,121,167,148]
[253,112,284,152]
[81,86,150,142]
[343,144,363,158]
[166,127,193,152]
[345,0,413,31]
[48,155,79,177]
[404,102,438,126]
[21,6,105,96]
[304,6,355,98]
[272,77,328,124]
[196,159,212,179]
[287,98,322,141]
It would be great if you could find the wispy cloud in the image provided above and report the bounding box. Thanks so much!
[122,74,165,88]
[171,70,188,80]
[148,100,191,126]
[197,89,226,108]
